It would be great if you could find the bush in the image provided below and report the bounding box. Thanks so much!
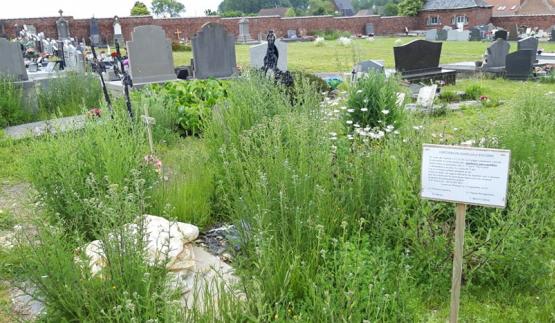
[346,72,404,129]
[25,112,157,239]
[37,72,102,118]
[171,42,191,52]
[291,71,332,94]
[148,80,228,136]
[0,77,30,127]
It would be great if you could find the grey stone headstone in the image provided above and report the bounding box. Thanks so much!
[192,23,236,79]
[250,40,287,71]
[287,30,297,39]
[89,18,101,46]
[506,50,534,80]
[56,16,70,40]
[482,38,510,71]
[365,23,374,36]
[0,38,28,81]
[517,37,538,63]
[127,25,176,84]
[24,25,37,36]
[0,21,6,38]
[425,29,437,41]
[437,29,448,41]
[469,28,481,41]
[355,60,384,74]
[237,18,253,43]
[447,30,469,41]
[551,29,555,42]
[113,16,124,44]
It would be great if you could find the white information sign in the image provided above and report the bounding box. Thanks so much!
[421,144,511,208]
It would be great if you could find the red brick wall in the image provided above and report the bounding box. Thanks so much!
[1,11,553,44]
[491,14,555,30]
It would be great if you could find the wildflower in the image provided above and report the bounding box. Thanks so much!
[356,90,363,94]
[385,125,395,133]
[87,107,102,118]
[346,120,353,125]
[340,106,347,110]
[361,108,368,112]
[412,125,424,131]
[480,95,488,101]
[144,155,163,174]
[381,109,390,115]
[347,109,355,113]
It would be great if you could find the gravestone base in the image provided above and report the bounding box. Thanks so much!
[400,69,457,86]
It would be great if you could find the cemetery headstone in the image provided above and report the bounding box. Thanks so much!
[447,30,470,41]
[89,17,101,46]
[508,24,519,41]
[64,44,85,72]
[394,40,442,74]
[506,50,534,80]
[287,30,297,39]
[437,29,448,41]
[127,25,176,84]
[24,25,37,36]
[469,27,481,41]
[425,29,438,41]
[113,16,124,44]
[416,84,437,108]
[365,23,375,36]
[250,39,287,71]
[494,30,508,41]
[0,21,6,38]
[56,10,70,40]
[192,23,236,79]
[517,36,539,63]
[551,29,555,42]
[354,60,384,74]
[237,18,253,43]
[482,38,510,72]
[0,38,29,81]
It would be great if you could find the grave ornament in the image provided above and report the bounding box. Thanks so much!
[262,31,293,88]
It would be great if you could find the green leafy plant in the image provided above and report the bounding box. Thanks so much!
[463,84,484,100]
[0,77,31,128]
[149,80,228,136]
[313,29,352,41]
[438,89,459,103]
[347,72,404,129]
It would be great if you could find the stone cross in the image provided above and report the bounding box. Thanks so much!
[175,29,182,40]
[58,9,63,17]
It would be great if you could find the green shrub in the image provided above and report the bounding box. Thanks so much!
[0,77,30,127]
[37,72,102,118]
[171,42,191,52]
[463,83,484,100]
[291,71,331,93]
[347,72,404,129]
[149,80,228,136]
[25,112,157,239]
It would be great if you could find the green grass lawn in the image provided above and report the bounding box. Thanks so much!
[174,37,555,73]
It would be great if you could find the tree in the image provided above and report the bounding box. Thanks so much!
[308,0,336,15]
[383,2,398,16]
[218,0,309,14]
[130,1,150,16]
[205,9,218,16]
[151,0,186,18]
[398,0,423,16]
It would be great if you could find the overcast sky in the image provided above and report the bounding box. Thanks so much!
[1,0,222,19]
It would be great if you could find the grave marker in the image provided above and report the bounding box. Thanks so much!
[56,10,70,40]
[0,38,29,81]
[250,40,287,71]
[506,50,534,80]
[113,16,124,44]
[127,25,177,84]
[192,23,236,79]
[237,18,254,43]
[482,38,510,72]
[425,29,438,41]
[421,144,511,323]
[517,37,539,63]
[89,17,101,46]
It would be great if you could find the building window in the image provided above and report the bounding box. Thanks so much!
[452,15,469,25]
[427,16,440,25]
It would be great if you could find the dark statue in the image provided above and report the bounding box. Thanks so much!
[262,30,293,87]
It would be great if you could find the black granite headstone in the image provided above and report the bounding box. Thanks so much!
[89,18,101,46]
[551,29,555,42]
[506,50,534,80]
[494,30,508,41]
[394,40,442,75]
